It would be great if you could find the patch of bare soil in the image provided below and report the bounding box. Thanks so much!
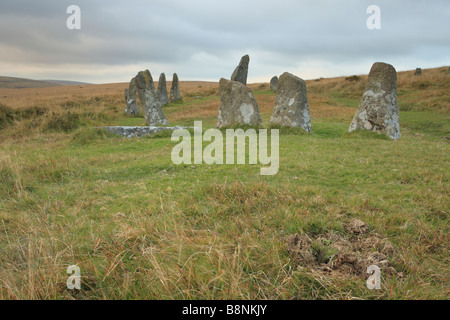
[287,219,400,279]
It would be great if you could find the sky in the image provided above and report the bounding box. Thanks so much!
[0,0,449,84]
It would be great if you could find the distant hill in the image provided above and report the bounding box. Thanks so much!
[40,79,91,86]
[0,76,90,89]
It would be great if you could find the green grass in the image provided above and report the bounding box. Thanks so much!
[0,77,448,300]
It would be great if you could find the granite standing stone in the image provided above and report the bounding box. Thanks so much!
[230,55,250,85]
[156,73,169,106]
[124,77,140,115]
[270,72,311,132]
[349,62,400,140]
[414,68,422,76]
[135,70,168,126]
[170,73,182,102]
[216,78,262,128]
[270,76,278,91]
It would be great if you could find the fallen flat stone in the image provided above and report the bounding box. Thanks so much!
[230,55,250,85]
[270,72,311,132]
[349,62,400,140]
[216,78,262,128]
[170,73,182,102]
[135,69,168,126]
[270,76,278,91]
[156,73,169,106]
[100,126,196,138]
[124,77,140,115]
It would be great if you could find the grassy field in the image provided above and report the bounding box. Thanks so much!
[0,67,448,300]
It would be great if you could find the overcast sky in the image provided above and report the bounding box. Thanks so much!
[0,0,449,83]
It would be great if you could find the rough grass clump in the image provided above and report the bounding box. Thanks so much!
[267,124,310,136]
[70,127,117,145]
[345,75,361,82]
[44,111,81,132]
[342,129,390,140]
[0,159,25,199]
[60,101,82,110]
[0,103,15,130]
[0,104,48,131]
[0,166,17,198]
[18,106,47,119]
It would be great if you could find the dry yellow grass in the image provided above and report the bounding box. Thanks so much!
[1,65,447,120]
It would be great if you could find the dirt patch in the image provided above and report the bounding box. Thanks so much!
[287,219,400,279]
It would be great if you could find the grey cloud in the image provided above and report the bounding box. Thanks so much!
[0,0,449,82]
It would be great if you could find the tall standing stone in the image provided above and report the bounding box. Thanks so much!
[170,73,182,103]
[135,70,168,126]
[270,72,311,132]
[230,55,250,85]
[349,62,400,140]
[414,68,422,76]
[216,78,262,128]
[124,77,140,116]
[156,73,169,106]
[270,76,278,91]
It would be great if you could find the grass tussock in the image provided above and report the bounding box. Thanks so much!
[0,157,26,200]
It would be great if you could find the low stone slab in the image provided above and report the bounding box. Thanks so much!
[101,126,195,138]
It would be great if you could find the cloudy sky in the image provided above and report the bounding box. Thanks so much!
[0,0,449,84]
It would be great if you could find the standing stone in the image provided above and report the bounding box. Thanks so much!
[270,72,311,132]
[270,76,278,91]
[156,73,169,106]
[230,55,250,85]
[414,68,422,76]
[135,70,168,126]
[349,62,400,140]
[447,67,450,75]
[216,78,262,128]
[170,73,182,103]
[124,88,129,108]
[124,77,140,116]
